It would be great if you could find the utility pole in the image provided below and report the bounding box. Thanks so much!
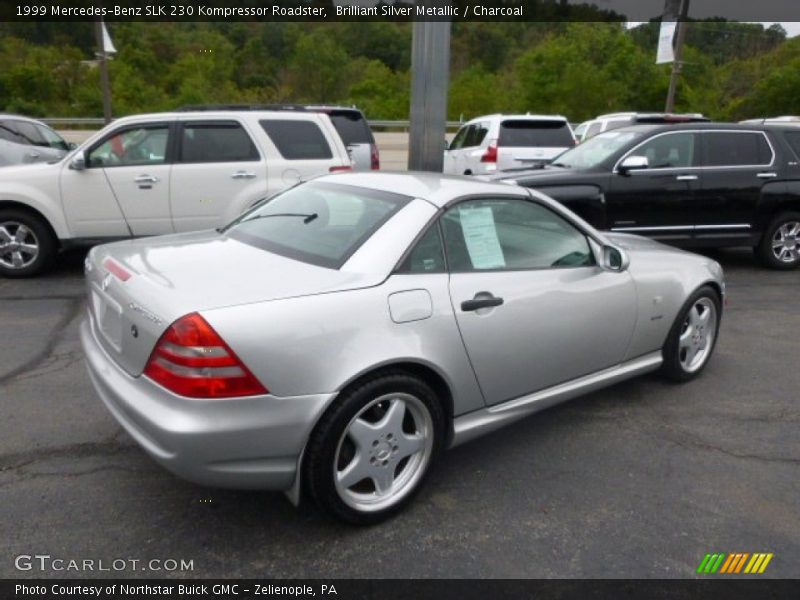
[665,0,690,112]
[408,21,451,172]
[94,18,113,124]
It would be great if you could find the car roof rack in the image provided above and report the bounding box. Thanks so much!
[176,104,363,114]
[597,112,708,122]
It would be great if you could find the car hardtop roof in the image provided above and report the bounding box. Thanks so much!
[463,114,569,125]
[0,113,47,123]
[312,171,528,208]
[596,111,708,121]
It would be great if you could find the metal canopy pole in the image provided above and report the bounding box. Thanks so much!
[408,21,451,172]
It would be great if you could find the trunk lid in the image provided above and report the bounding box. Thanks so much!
[86,229,380,376]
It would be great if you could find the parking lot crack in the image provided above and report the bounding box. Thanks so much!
[0,297,82,385]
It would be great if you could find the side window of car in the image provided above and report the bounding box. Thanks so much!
[14,121,48,147]
[34,123,69,151]
[783,131,800,161]
[441,198,595,272]
[179,121,259,163]
[701,131,773,167]
[397,223,446,274]
[585,122,603,139]
[260,119,333,160]
[449,126,469,151]
[633,132,698,169]
[466,123,489,148]
[88,125,169,168]
[0,120,24,144]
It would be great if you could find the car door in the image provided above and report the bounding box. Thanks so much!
[59,122,171,238]
[443,196,638,405]
[605,131,701,241]
[14,120,69,163]
[170,119,265,232]
[444,124,471,175]
[692,130,777,243]
[81,122,173,236]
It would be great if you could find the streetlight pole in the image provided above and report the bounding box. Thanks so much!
[665,0,690,112]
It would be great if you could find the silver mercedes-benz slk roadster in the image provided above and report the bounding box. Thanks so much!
[81,172,724,524]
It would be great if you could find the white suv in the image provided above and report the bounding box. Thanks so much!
[443,114,575,176]
[0,109,351,277]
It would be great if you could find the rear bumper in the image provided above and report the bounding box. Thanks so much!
[81,314,334,490]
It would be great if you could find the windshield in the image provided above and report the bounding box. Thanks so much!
[549,129,644,169]
[226,181,411,269]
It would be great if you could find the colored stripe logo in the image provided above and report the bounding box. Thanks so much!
[697,552,773,574]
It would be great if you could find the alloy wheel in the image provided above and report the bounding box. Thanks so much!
[678,297,717,373]
[0,221,40,270]
[334,393,434,513]
[771,221,800,264]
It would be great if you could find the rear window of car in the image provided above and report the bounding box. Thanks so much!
[498,120,574,148]
[782,131,800,160]
[226,182,411,269]
[329,111,374,145]
[701,131,773,167]
[260,119,333,160]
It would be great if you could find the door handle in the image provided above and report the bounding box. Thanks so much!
[26,152,40,160]
[134,175,159,184]
[757,172,778,179]
[231,171,256,179]
[461,293,504,312]
[675,175,698,181]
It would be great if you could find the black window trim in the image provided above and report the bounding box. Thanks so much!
[85,121,176,169]
[613,129,776,174]
[434,193,599,274]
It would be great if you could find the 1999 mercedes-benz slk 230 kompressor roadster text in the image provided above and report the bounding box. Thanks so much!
[81,172,724,524]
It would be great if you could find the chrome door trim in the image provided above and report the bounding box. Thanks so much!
[612,129,776,174]
[610,224,751,232]
[450,351,663,447]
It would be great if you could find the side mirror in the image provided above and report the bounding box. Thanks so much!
[67,142,78,151]
[603,245,630,272]
[618,155,648,175]
[69,151,87,171]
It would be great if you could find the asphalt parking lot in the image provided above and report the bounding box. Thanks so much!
[0,247,798,579]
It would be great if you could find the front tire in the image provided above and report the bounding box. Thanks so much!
[304,372,445,525]
[0,209,56,278]
[660,286,721,382]
[756,212,800,270]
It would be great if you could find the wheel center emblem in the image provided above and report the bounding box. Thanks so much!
[376,444,392,461]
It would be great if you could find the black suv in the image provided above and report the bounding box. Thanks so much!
[494,123,800,269]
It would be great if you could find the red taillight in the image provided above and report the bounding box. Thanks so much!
[480,143,498,163]
[329,165,352,173]
[103,258,131,282]
[370,143,380,170]
[143,313,267,399]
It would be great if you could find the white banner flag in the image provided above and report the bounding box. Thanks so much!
[656,20,677,64]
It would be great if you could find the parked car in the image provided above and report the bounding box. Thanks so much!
[0,108,351,277]
[443,114,575,175]
[0,114,72,167]
[576,112,709,143]
[181,104,379,171]
[493,122,800,269]
[81,171,724,524]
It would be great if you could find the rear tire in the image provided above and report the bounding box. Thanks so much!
[304,371,445,525]
[756,212,800,270]
[660,286,721,383]
[0,209,56,278]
